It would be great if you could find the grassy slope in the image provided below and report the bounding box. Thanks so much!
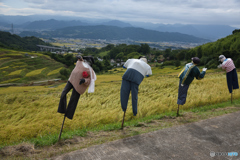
[0,48,64,84]
[0,64,240,148]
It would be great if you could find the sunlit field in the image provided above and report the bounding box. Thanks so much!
[0,68,239,147]
[0,48,64,84]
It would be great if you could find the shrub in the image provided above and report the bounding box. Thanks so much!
[206,59,218,69]
[175,60,181,67]
[60,68,71,80]
[235,58,240,68]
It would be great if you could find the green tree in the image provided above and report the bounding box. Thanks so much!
[127,52,140,59]
[197,46,202,58]
[60,68,71,80]
[103,59,112,70]
[176,51,185,60]
[164,48,171,58]
[175,60,181,67]
[139,43,150,54]
[116,52,127,61]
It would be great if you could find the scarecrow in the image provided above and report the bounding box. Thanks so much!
[120,56,152,128]
[57,55,96,140]
[177,57,207,116]
[218,55,239,103]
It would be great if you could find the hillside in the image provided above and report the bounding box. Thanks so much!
[0,31,51,51]
[18,25,209,43]
[190,30,240,68]
[0,48,64,84]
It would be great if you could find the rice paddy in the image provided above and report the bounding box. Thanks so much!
[0,68,239,147]
[0,48,64,84]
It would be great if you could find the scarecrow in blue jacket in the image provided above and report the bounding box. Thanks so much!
[177,57,207,116]
[120,56,152,128]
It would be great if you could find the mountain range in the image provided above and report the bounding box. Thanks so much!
[0,14,238,41]
[18,25,208,43]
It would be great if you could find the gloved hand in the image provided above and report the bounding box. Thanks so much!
[217,64,222,68]
[202,68,207,72]
[79,79,85,85]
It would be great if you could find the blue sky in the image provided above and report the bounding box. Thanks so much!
[0,0,240,28]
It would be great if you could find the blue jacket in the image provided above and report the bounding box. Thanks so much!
[178,63,206,85]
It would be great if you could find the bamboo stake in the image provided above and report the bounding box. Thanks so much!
[58,115,66,141]
[121,111,126,129]
[177,105,180,117]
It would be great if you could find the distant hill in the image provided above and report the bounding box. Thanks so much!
[0,31,51,51]
[19,25,209,43]
[0,15,238,40]
[155,24,236,40]
[100,20,132,28]
[24,19,88,30]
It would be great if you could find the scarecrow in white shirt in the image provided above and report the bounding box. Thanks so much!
[120,56,152,116]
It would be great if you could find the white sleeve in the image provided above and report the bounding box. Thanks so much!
[147,68,152,75]
[123,59,131,68]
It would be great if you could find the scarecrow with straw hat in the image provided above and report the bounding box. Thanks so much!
[177,57,207,116]
[218,55,239,103]
[57,55,97,140]
[120,56,152,128]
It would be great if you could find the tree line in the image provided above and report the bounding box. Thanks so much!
[0,31,51,51]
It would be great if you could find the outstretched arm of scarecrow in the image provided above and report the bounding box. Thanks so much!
[79,77,91,85]
[146,68,153,77]
[196,68,207,80]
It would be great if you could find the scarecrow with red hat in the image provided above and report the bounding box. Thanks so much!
[177,57,207,116]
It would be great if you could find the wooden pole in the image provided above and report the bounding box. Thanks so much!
[58,115,66,141]
[177,105,180,117]
[121,111,126,129]
[231,93,233,104]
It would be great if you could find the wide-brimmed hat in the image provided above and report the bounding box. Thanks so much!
[191,57,200,64]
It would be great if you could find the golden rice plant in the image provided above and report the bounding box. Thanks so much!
[0,78,21,84]
[47,67,63,76]
[0,70,239,146]
[8,69,23,76]
[0,57,10,61]
[25,68,47,77]
[0,66,9,70]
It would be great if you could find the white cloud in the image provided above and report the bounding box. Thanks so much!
[0,0,239,26]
